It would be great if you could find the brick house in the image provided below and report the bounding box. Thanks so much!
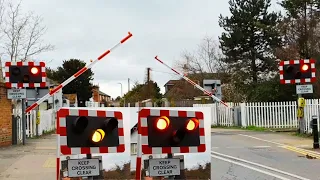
[92,85,111,106]
[0,83,16,147]
[163,72,231,100]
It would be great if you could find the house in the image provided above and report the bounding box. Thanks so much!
[163,72,231,101]
[92,85,111,106]
[63,94,78,107]
[130,123,166,173]
[164,80,181,93]
[24,77,63,111]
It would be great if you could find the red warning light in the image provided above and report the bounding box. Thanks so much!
[155,116,170,130]
[301,64,309,72]
[30,67,39,75]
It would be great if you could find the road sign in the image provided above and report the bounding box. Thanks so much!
[138,108,206,154]
[5,61,47,88]
[296,84,313,94]
[148,158,180,177]
[67,159,100,177]
[57,108,125,155]
[7,89,26,99]
[203,79,222,100]
[279,59,316,84]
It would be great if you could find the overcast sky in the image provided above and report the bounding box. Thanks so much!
[6,0,282,99]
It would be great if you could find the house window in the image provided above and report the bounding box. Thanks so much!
[131,143,137,155]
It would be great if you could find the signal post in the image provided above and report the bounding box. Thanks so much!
[57,108,125,179]
[279,59,316,133]
[136,109,206,180]
[5,61,47,145]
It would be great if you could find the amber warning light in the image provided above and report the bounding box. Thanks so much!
[186,118,199,131]
[92,129,105,143]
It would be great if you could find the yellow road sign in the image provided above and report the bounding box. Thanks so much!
[297,107,304,118]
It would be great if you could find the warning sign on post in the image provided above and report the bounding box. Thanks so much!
[67,159,100,177]
[148,158,180,177]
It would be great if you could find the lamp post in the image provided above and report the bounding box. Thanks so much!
[118,83,125,107]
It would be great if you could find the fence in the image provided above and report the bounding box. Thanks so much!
[13,107,56,144]
[85,101,100,107]
[194,99,320,133]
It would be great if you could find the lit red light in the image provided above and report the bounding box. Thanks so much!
[156,116,170,130]
[301,64,309,72]
[30,67,39,74]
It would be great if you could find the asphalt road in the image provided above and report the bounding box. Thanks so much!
[211,130,320,180]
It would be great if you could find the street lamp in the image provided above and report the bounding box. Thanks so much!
[118,83,125,107]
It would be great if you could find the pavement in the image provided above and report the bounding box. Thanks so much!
[211,128,320,180]
[0,134,56,180]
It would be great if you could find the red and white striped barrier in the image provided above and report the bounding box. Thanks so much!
[154,56,229,108]
[25,32,133,113]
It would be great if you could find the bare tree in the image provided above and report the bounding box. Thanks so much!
[2,0,54,62]
[177,36,227,75]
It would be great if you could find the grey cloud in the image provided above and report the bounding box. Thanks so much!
[16,0,229,97]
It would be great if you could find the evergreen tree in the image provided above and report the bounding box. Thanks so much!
[277,0,320,98]
[219,0,282,100]
[47,59,94,105]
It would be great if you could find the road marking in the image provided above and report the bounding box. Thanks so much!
[238,134,320,157]
[43,157,56,168]
[280,146,320,159]
[211,145,272,150]
[296,145,310,148]
[211,154,291,180]
[252,146,271,148]
[211,151,310,180]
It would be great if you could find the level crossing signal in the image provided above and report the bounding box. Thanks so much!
[279,59,316,84]
[57,108,125,155]
[5,61,46,88]
[138,109,206,154]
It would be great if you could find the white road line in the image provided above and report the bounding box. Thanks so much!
[211,151,310,180]
[296,145,310,148]
[252,146,271,148]
[238,134,320,155]
[211,146,272,150]
[211,154,291,180]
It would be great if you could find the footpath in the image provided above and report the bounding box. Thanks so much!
[0,134,56,180]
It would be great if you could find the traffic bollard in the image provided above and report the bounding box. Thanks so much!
[312,115,319,149]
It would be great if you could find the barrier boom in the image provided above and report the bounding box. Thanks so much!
[154,55,229,108]
[25,32,133,113]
